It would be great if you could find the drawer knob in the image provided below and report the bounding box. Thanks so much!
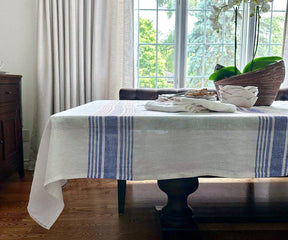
[5,91,12,95]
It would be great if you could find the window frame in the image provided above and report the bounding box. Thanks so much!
[134,0,287,89]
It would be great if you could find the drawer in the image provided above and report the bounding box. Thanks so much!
[0,84,20,103]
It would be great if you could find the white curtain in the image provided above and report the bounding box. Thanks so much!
[28,0,134,169]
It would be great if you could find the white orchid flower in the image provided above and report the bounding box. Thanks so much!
[262,3,270,12]
[210,0,274,34]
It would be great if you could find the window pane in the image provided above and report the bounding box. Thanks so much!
[206,11,224,44]
[204,45,223,76]
[204,44,242,79]
[223,10,243,44]
[139,78,156,88]
[157,78,174,88]
[271,12,286,44]
[139,45,156,76]
[271,45,283,56]
[185,77,204,88]
[158,45,175,76]
[223,11,235,44]
[256,1,286,58]
[259,12,272,44]
[158,11,176,43]
[189,0,229,10]
[139,11,157,44]
[139,0,156,9]
[204,79,216,88]
[222,45,241,67]
[188,0,203,9]
[256,45,269,57]
[206,0,227,10]
[186,77,215,89]
[135,1,176,88]
[272,0,287,11]
[158,0,176,10]
[135,0,285,89]
[186,44,203,77]
[187,11,206,44]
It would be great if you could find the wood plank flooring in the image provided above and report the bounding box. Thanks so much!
[1,172,288,239]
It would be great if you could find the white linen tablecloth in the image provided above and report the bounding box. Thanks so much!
[28,100,288,229]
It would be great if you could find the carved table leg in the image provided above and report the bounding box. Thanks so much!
[157,177,199,228]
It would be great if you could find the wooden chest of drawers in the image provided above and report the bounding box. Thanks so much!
[0,74,24,179]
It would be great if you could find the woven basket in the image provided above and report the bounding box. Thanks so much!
[214,60,285,106]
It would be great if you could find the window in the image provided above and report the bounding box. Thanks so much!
[134,0,287,88]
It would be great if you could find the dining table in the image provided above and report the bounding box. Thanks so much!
[27,99,288,230]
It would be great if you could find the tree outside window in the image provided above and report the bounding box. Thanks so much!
[135,0,286,88]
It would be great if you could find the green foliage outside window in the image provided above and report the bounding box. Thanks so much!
[137,0,284,88]
[139,18,174,88]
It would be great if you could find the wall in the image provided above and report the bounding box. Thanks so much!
[0,0,37,161]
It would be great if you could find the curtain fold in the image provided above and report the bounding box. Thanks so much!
[28,0,134,170]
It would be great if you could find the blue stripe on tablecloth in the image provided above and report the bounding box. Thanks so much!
[93,117,97,178]
[103,117,118,178]
[98,117,103,178]
[95,117,98,178]
[285,140,288,175]
[125,117,128,179]
[255,116,288,177]
[119,117,124,179]
[247,108,265,113]
[258,116,266,177]
[258,117,264,177]
[260,117,268,177]
[270,116,288,176]
[127,117,131,180]
[88,116,134,180]
[125,117,129,179]
[259,117,267,177]
[131,117,134,179]
[264,117,273,177]
[261,117,270,177]
[255,116,262,177]
[237,107,265,113]
[123,117,126,179]
[88,117,92,177]
[262,117,269,177]
[91,116,98,178]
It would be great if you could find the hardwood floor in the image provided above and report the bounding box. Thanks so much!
[1,172,288,240]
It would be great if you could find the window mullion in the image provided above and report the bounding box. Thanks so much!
[239,2,249,70]
[202,0,207,88]
[246,2,257,64]
[155,0,159,88]
[268,1,274,55]
[135,0,140,88]
[174,0,181,88]
[175,0,187,88]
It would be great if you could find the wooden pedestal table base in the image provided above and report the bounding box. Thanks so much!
[157,177,199,228]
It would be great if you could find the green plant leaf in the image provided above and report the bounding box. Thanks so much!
[209,66,241,81]
[243,56,283,73]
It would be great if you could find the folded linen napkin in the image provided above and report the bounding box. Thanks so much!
[145,97,236,113]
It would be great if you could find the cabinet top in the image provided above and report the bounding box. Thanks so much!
[0,74,22,84]
[0,74,22,79]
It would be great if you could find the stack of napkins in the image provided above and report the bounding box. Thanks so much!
[219,85,258,108]
[145,97,236,113]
